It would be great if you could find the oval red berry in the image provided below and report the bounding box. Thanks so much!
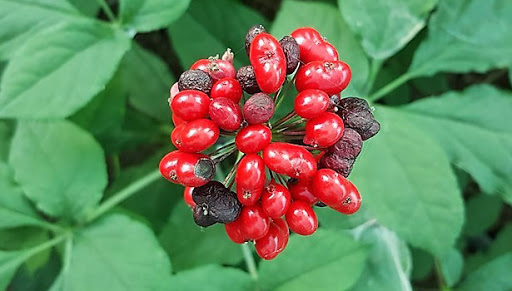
[249,33,286,93]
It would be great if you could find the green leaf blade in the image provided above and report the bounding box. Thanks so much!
[120,0,191,33]
[169,265,253,291]
[458,253,512,291]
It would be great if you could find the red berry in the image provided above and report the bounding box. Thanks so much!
[294,89,330,119]
[235,124,272,154]
[261,181,291,218]
[295,61,351,95]
[312,168,351,207]
[333,181,361,214]
[209,97,243,132]
[225,218,246,244]
[249,33,286,93]
[183,187,196,208]
[170,90,210,121]
[263,142,317,179]
[191,58,236,81]
[243,93,275,125]
[288,178,318,205]
[240,205,270,240]
[291,27,338,63]
[272,217,289,252]
[172,114,187,127]
[255,221,286,260]
[172,119,219,153]
[236,154,266,206]
[303,112,344,148]
[159,151,214,187]
[210,78,243,103]
[285,201,318,236]
[169,82,180,104]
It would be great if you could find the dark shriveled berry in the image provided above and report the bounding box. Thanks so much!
[245,25,266,55]
[236,66,260,94]
[337,97,380,140]
[178,69,213,95]
[279,36,300,74]
[327,128,362,159]
[192,181,242,227]
[243,93,274,124]
[319,154,355,178]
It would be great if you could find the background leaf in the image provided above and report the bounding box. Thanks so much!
[9,120,107,220]
[438,248,463,287]
[463,194,503,236]
[67,0,100,16]
[0,21,130,119]
[169,265,253,291]
[0,250,28,290]
[457,253,512,291]
[119,0,190,33]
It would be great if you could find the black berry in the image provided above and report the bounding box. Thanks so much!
[245,25,266,55]
[279,36,300,74]
[327,128,362,159]
[236,65,260,94]
[178,69,213,95]
[243,93,274,124]
[319,154,355,178]
[192,181,242,227]
[337,97,380,140]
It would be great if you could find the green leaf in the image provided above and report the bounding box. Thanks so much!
[338,0,437,60]
[119,0,190,33]
[350,106,464,255]
[458,253,512,291]
[271,0,369,96]
[9,120,107,220]
[258,229,368,290]
[465,223,512,274]
[0,227,50,273]
[0,250,27,290]
[438,248,463,287]
[120,44,174,122]
[405,85,512,195]
[168,0,268,69]
[463,194,503,236]
[67,0,100,16]
[159,203,243,271]
[0,21,131,119]
[50,214,172,290]
[409,0,512,77]
[169,265,253,291]
[411,248,434,280]
[0,0,82,60]
[350,226,412,291]
[0,121,13,162]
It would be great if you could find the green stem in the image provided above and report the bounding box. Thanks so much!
[434,259,451,291]
[86,169,161,222]
[96,0,117,23]
[367,72,414,102]
[241,243,258,281]
[24,233,68,261]
[365,59,383,94]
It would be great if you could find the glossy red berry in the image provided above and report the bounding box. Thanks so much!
[288,178,318,205]
[285,201,318,236]
[333,181,361,214]
[191,58,236,81]
[291,27,338,63]
[169,82,180,104]
[255,221,287,260]
[172,114,186,127]
[225,218,246,244]
[263,142,317,179]
[235,124,272,154]
[295,61,351,95]
[170,90,210,121]
[240,205,270,240]
[172,119,219,153]
[159,151,214,187]
[303,112,344,148]
[249,33,286,93]
[272,218,289,252]
[312,168,351,207]
[294,89,330,119]
[209,97,243,132]
[183,187,196,208]
[210,78,243,103]
[236,154,266,206]
[261,181,291,218]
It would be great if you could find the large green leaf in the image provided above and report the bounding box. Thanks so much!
[350,226,413,291]
[159,203,243,271]
[50,214,172,290]
[0,250,27,290]
[405,85,512,195]
[409,0,512,77]
[457,253,512,291]
[0,0,81,60]
[119,0,190,33]
[120,44,173,122]
[350,106,464,255]
[67,0,100,16]
[9,120,107,220]
[338,0,437,60]
[0,121,13,161]
[465,223,512,274]
[0,21,131,119]
[258,230,368,290]
[438,248,463,287]
[169,265,253,291]
[168,0,268,69]
[0,227,51,273]
[463,194,503,235]
[271,0,369,96]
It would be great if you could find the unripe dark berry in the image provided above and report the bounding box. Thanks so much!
[243,93,274,124]
[279,36,300,74]
[236,65,260,94]
[178,69,213,95]
[192,181,242,227]
[327,128,362,159]
[337,97,380,140]
[245,25,266,55]
[319,154,355,178]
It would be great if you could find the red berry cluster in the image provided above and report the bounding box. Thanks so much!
[159,25,380,260]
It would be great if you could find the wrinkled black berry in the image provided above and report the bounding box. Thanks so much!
[319,154,355,178]
[279,36,300,74]
[237,65,260,94]
[178,69,213,95]
[337,97,380,140]
[327,128,362,159]
[192,181,242,227]
[245,25,266,55]
[243,93,274,124]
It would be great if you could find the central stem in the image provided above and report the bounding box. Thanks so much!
[241,243,258,280]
